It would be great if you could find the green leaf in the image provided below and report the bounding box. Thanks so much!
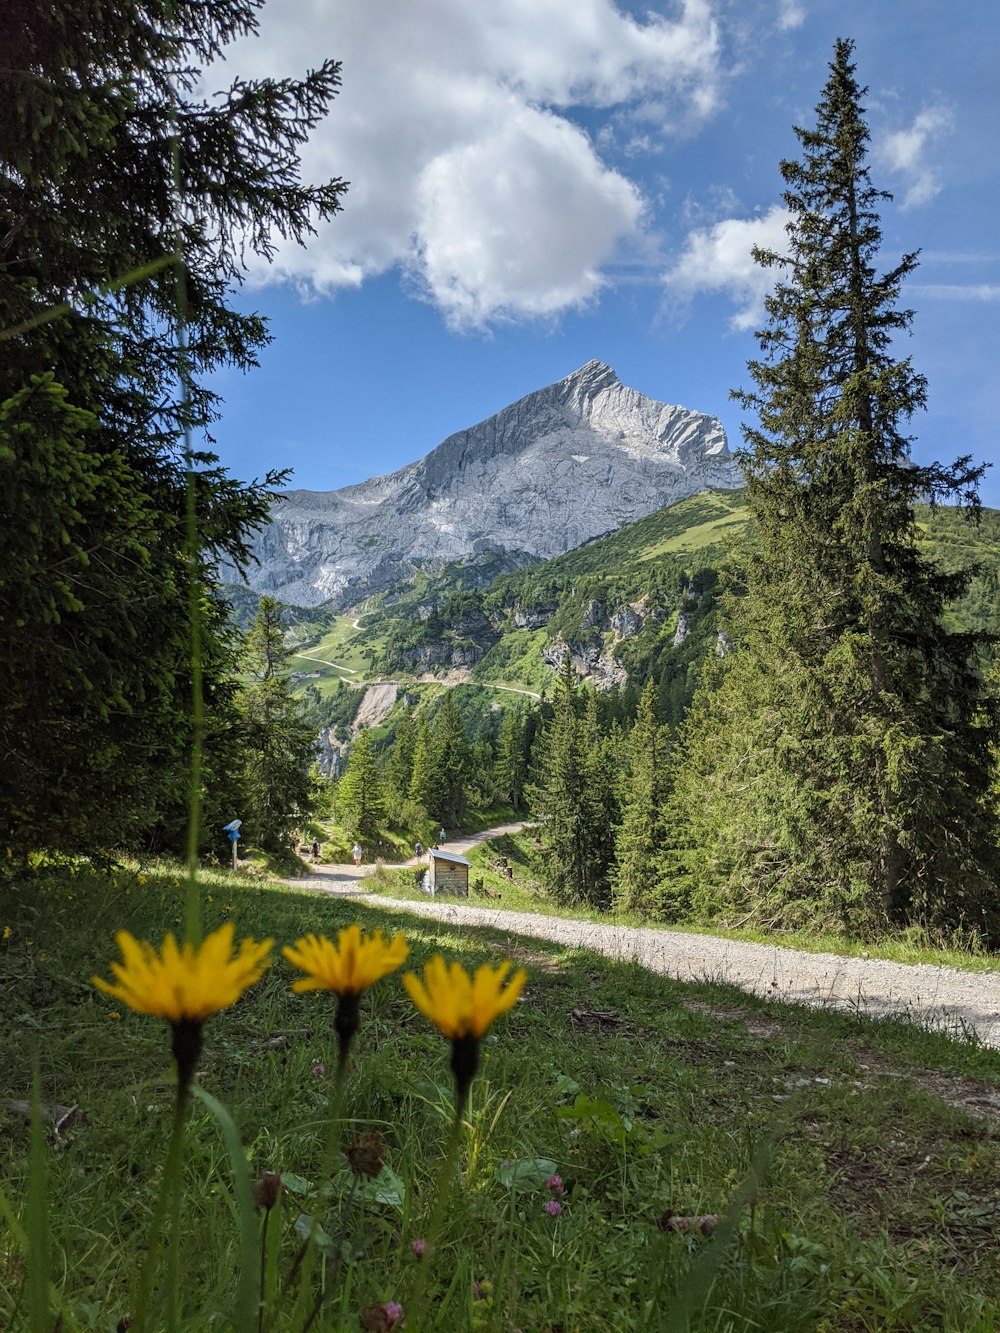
[496,1158,558,1194]
[192,1087,258,1333]
[294,1212,337,1258]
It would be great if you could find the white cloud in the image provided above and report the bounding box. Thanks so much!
[876,105,955,210]
[777,0,806,31]
[211,0,722,328]
[662,205,790,329]
[909,284,1000,303]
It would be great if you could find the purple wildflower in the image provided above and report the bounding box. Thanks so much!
[411,1237,427,1258]
[384,1301,404,1327]
[543,1200,563,1217]
[312,1063,326,1076]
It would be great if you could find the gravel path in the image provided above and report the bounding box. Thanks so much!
[291,824,1000,1047]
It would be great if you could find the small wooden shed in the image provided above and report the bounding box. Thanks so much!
[426,848,470,897]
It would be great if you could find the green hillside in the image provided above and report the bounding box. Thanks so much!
[272,488,1000,743]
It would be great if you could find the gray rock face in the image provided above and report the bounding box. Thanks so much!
[246,360,742,608]
[611,607,644,638]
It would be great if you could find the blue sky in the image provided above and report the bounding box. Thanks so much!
[205,0,1000,507]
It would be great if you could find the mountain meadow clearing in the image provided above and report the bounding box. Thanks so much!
[4,857,1000,1331]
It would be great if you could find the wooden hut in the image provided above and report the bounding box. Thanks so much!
[425,848,470,897]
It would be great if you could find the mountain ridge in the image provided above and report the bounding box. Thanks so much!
[245,361,743,607]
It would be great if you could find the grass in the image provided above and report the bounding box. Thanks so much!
[5,856,1000,1330]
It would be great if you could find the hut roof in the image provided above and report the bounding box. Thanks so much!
[430,849,471,868]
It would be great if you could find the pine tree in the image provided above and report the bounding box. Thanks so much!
[669,40,998,936]
[530,656,611,906]
[338,729,385,844]
[384,707,417,811]
[235,596,316,850]
[613,680,670,913]
[495,710,528,810]
[431,690,471,828]
[0,2,345,850]
[408,715,441,817]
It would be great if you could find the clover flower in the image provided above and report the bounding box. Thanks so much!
[93,923,272,1091]
[544,1200,563,1217]
[283,926,408,1060]
[402,956,526,1101]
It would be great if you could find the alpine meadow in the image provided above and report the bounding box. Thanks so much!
[4,8,1000,1333]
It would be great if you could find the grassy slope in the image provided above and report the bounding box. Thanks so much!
[289,491,1000,707]
[5,860,1000,1330]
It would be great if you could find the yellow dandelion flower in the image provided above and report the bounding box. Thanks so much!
[137,875,148,886]
[403,956,527,1101]
[283,926,408,997]
[403,956,526,1042]
[93,923,273,1093]
[283,926,407,1061]
[93,922,273,1024]
[2,925,11,940]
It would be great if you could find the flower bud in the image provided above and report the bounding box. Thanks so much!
[253,1170,284,1212]
[347,1130,387,1179]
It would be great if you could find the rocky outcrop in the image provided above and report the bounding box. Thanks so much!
[243,361,742,607]
[543,638,628,690]
[610,606,643,638]
[512,603,558,630]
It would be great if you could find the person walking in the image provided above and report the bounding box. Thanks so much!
[352,841,363,867]
[438,826,446,845]
[414,840,423,860]
[310,838,320,864]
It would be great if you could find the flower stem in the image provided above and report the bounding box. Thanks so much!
[274,1049,351,1332]
[258,1210,270,1333]
[300,1174,359,1333]
[407,1087,468,1330]
[132,1090,188,1333]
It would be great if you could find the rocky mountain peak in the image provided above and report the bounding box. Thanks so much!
[244,363,743,607]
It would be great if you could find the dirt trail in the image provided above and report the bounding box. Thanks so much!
[290,821,1000,1049]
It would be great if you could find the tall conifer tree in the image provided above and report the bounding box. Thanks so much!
[613,679,669,913]
[236,596,316,850]
[531,655,611,907]
[669,40,998,936]
[338,729,385,845]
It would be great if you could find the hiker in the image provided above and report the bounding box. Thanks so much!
[352,841,363,867]
[438,826,446,845]
[414,840,423,860]
[310,838,320,864]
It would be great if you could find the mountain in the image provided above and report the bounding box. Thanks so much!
[244,360,743,608]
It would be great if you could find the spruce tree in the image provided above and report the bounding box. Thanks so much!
[0,1,345,850]
[408,715,441,818]
[338,729,385,845]
[530,655,611,907]
[495,710,528,810]
[236,596,316,850]
[613,680,669,913]
[669,39,998,936]
[431,690,471,828]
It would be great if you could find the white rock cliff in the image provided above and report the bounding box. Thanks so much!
[245,361,742,607]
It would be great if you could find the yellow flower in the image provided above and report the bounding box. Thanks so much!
[284,926,408,1062]
[403,956,527,1102]
[403,956,526,1041]
[137,875,148,886]
[93,922,273,1023]
[283,926,408,997]
[2,925,11,940]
